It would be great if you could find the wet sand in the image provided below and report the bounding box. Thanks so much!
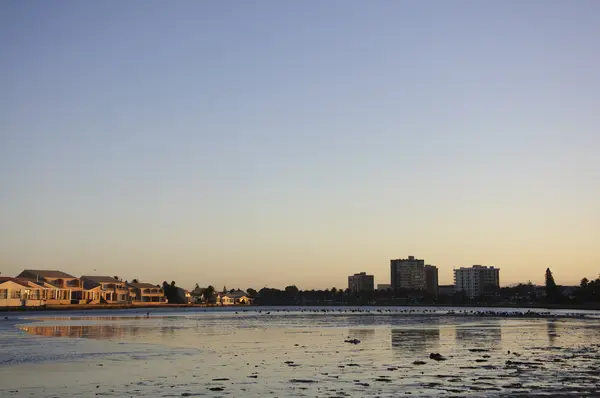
[1,307,600,397]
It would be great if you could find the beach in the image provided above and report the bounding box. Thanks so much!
[1,306,600,397]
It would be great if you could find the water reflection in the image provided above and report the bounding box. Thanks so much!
[455,324,501,347]
[20,324,142,339]
[547,319,558,346]
[347,329,375,341]
[34,316,153,321]
[391,328,440,354]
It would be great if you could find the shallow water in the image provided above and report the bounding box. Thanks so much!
[1,306,600,397]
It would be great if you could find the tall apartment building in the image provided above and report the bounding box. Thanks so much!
[424,265,439,296]
[454,265,500,299]
[348,272,375,292]
[391,256,425,291]
[390,256,439,295]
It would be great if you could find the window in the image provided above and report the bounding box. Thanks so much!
[0,289,7,299]
[11,290,21,299]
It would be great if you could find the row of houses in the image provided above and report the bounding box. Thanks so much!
[0,270,251,308]
[188,286,252,306]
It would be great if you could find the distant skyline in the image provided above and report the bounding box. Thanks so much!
[1,1,599,289]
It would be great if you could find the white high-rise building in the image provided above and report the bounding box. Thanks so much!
[454,265,500,299]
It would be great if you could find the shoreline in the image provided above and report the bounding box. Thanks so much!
[0,303,209,312]
[2,302,599,312]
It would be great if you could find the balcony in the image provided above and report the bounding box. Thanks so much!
[142,289,163,295]
[66,280,82,288]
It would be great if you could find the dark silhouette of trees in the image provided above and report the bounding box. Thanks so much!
[203,285,215,303]
[254,285,441,306]
[284,285,299,302]
[581,278,589,288]
[545,268,557,291]
[193,270,600,307]
[575,276,600,302]
[545,268,562,303]
[500,282,537,302]
[162,281,186,304]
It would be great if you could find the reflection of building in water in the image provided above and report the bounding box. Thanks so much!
[391,328,440,353]
[547,319,559,346]
[454,325,501,346]
[20,324,141,340]
[348,329,376,341]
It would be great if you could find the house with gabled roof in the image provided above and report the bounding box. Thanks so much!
[17,270,81,288]
[217,289,252,305]
[189,285,206,303]
[0,277,44,307]
[81,276,130,304]
[127,282,166,304]
[16,278,73,305]
[16,269,83,304]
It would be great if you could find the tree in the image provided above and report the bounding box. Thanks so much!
[545,268,562,303]
[545,268,557,294]
[284,285,299,303]
[162,281,185,304]
[132,279,139,284]
[204,285,215,302]
[247,288,258,297]
[581,278,589,289]
[222,286,227,294]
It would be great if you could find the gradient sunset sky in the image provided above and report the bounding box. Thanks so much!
[1,1,598,290]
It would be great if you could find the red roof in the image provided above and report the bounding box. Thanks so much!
[0,277,32,288]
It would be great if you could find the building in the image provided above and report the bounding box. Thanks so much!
[184,290,192,304]
[424,265,439,296]
[377,284,392,291]
[127,282,166,304]
[81,276,130,304]
[17,278,74,305]
[348,272,375,292]
[218,293,235,305]
[454,265,500,299]
[391,256,426,291]
[0,277,74,307]
[16,269,82,304]
[438,285,455,296]
[189,286,206,304]
[0,277,45,307]
[217,290,252,305]
[17,270,80,288]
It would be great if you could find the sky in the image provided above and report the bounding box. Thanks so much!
[1,1,599,290]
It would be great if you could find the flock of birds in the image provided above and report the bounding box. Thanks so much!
[227,308,589,319]
[2,307,588,321]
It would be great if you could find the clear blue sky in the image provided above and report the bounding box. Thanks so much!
[1,1,599,289]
